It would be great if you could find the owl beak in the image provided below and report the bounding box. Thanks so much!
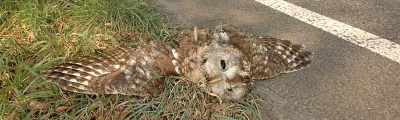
[208,77,221,84]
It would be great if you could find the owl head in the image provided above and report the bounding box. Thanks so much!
[187,42,251,100]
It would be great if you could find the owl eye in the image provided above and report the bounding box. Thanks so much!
[220,60,226,70]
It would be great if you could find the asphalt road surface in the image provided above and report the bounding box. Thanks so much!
[152,0,400,119]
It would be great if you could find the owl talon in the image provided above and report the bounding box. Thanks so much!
[207,92,222,104]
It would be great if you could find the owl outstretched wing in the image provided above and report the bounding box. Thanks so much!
[216,25,313,79]
[45,42,178,96]
[251,37,313,79]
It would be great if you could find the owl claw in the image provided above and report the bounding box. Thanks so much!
[207,92,222,104]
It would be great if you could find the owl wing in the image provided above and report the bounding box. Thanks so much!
[45,42,177,96]
[219,25,313,79]
[252,37,313,79]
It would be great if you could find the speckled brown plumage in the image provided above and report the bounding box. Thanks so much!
[46,42,176,96]
[44,25,313,101]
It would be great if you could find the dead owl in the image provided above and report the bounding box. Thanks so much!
[44,25,313,101]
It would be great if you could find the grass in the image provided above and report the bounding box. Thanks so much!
[0,0,263,119]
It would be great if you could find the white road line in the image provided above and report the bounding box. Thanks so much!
[255,0,400,63]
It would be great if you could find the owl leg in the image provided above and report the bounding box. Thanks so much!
[207,92,222,104]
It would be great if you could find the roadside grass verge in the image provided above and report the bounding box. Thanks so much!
[0,0,262,119]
